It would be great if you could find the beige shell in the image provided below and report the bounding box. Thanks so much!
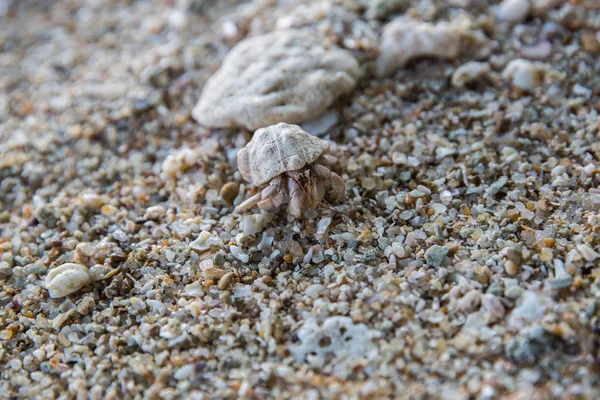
[192,29,361,131]
[237,123,329,186]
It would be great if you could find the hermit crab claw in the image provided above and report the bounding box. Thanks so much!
[257,177,287,210]
[325,172,346,204]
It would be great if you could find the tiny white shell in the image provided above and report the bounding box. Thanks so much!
[237,123,329,186]
[45,263,92,298]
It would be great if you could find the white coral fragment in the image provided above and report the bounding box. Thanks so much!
[192,29,361,130]
[451,61,491,87]
[291,316,379,377]
[376,17,490,77]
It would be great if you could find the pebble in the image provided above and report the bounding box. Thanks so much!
[300,110,339,137]
[81,193,105,208]
[577,244,599,262]
[376,18,489,77]
[76,296,96,315]
[425,245,449,267]
[305,284,324,299]
[190,231,220,252]
[144,205,166,220]
[112,230,127,242]
[508,291,544,329]
[44,263,92,298]
[502,59,542,91]
[520,41,552,59]
[203,267,226,280]
[218,272,236,290]
[545,259,573,289]
[230,245,249,263]
[581,33,599,53]
[494,0,530,23]
[504,260,519,276]
[220,182,239,205]
[241,214,264,235]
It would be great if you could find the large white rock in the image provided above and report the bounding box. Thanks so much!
[193,29,361,130]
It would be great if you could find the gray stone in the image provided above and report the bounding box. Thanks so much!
[425,245,449,267]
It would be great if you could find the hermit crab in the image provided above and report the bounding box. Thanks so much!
[234,123,346,218]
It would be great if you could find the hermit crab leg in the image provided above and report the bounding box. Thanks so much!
[311,164,332,180]
[234,193,262,213]
[324,172,346,204]
[287,175,305,219]
[256,177,284,211]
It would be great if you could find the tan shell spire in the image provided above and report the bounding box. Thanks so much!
[237,123,329,186]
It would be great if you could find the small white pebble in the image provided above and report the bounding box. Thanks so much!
[199,260,214,271]
[430,203,447,215]
[502,59,542,91]
[391,242,406,258]
[190,231,220,252]
[161,148,197,179]
[583,164,596,175]
[112,229,127,242]
[168,10,188,30]
[376,17,488,77]
[9,359,22,371]
[324,264,336,279]
[45,263,91,298]
[81,193,105,208]
[305,284,324,299]
[144,205,166,220]
[242,214,264,235]
[317,217,332,235]
[494,0,530,23]
[577,244,599,262]
[300,110,339,137]
[258,232,274,252]
[551,165,565,176]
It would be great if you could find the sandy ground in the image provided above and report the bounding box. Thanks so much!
[1,0,600,399]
